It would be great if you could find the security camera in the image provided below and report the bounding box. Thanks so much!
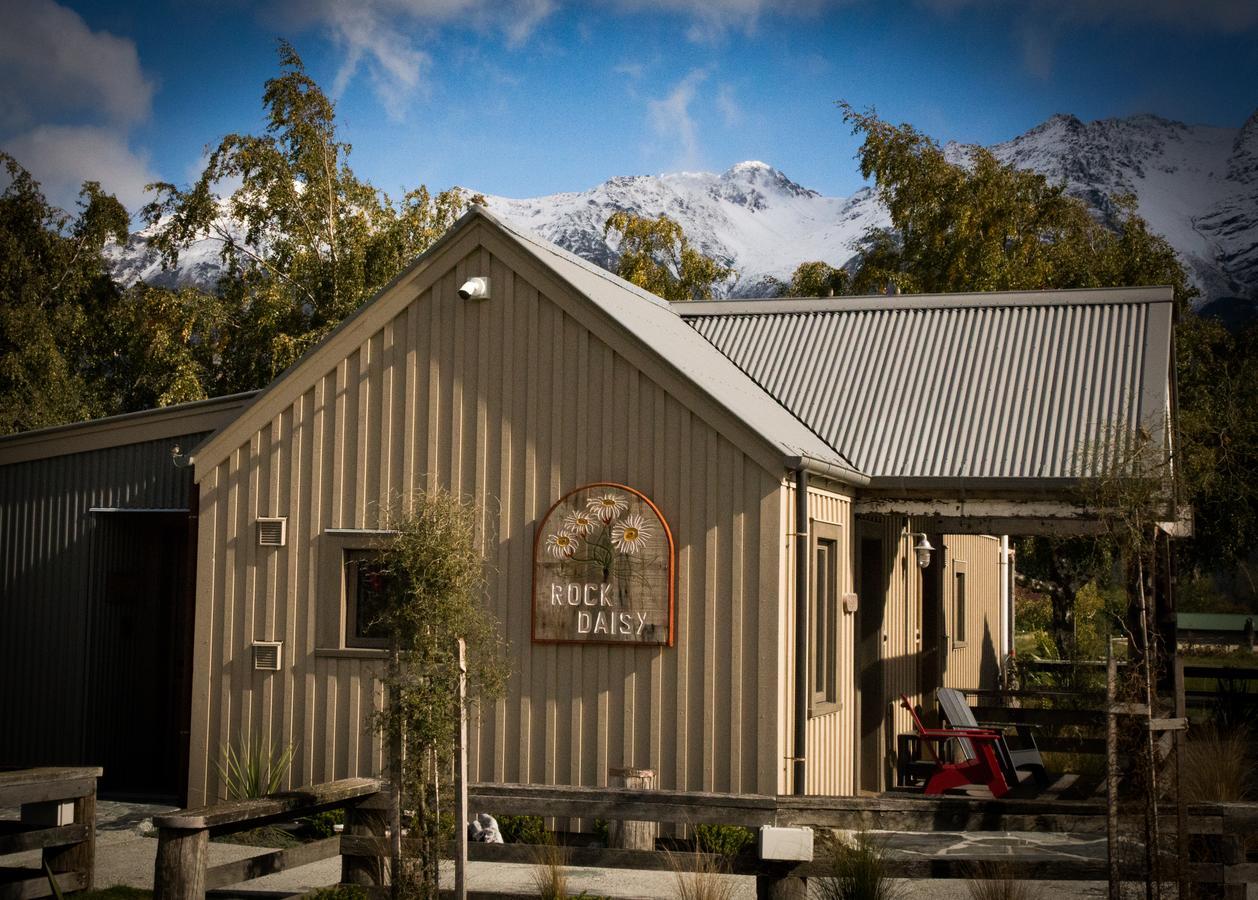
[458,277,491,301]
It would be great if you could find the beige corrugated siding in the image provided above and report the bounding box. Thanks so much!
[941,533,1003,692]
[188,233,785,804]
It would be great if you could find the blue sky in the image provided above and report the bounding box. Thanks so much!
[1,0,1256,215]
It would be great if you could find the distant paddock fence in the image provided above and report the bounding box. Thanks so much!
[149,777,1258,899]
[1007,657,1258,726]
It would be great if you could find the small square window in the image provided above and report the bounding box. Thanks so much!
[345,550,392,648]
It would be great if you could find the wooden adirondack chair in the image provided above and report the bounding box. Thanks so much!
[898,695,1013,798]
[936,687,1051,788]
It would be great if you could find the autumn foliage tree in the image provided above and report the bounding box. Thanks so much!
[603,210,732,302]
[143,41,481,390]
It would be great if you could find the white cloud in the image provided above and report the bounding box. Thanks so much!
[648,68,709,168]
[610,0,835,42]
[4,125,158,215]
[0,0,155,130]
[266,0,557,116]
[716,84,743,127]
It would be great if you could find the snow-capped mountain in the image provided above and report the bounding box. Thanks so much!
[980,111,1258,316]
[482,160,887,297]
[110,110,1258,312]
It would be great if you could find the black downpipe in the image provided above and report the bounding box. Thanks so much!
[793,467,809,795]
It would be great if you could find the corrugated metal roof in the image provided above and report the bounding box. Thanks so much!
[678,289,1173,484]
[0,391,257,466]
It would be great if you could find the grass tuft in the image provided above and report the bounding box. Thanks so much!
[1181,722,1254,802]
[666,848,736,900]
[963,862,1043,900]
[815,830,903,900]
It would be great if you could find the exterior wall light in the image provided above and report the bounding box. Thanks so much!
[913,533,934,569]
[458,277,491,300]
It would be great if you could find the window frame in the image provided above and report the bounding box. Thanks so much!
[952,558,968,650]
[809,520,842,717]
[344,549,391,650]
[316,529,396,655]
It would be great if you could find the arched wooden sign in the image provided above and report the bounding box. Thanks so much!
[532,483,674,646]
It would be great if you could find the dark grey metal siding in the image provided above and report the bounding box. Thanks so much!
[0,434,206,773]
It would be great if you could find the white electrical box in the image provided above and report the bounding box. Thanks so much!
[758,825,814,861]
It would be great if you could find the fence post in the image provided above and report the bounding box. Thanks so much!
[153,827,209,900]
[756,865,807,900]
[1106,646,1120,900]
[23,779,97,893]
[606,767,656,851]
[1221,806,1250,900]
[342,797,388,887]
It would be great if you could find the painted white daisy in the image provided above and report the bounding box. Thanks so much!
[587,492,629,523]
[611,513,651,554]
[563,509,597,536]
[546,530,578,559]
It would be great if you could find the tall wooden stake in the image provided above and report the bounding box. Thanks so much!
[1173,655,1188,900]
[1107,644,1120,900]
[455,637,469,900]
[390,637,402,900]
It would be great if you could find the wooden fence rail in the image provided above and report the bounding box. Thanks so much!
[0,767,101,900]
[151,777,380,900]
[150,779,1258,899]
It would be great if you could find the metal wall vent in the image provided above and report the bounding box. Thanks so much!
[253,641,282,671]
[257,517,287,547]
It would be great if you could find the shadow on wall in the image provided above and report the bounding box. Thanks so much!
[981,620,1000,689]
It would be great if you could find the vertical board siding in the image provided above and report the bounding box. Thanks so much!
[189,241,783,804]
[941,533,1003,692]
[0,435,205,769]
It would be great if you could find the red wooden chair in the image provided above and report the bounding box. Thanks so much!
[898,694,1013,799]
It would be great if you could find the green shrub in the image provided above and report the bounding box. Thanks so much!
[693,824,755,857]
[305,887,369,900]
[498,814,547,844]
[302,808,345,837]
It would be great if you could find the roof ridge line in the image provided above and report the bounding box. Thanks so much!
[672,286,1175,317]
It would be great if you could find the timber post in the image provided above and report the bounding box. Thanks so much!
[153,827,208,900]
[756,864,807,900]
[39,788,96,892]
[5,767,103,897]
[606,766,656,851]
[342,796,389,887]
